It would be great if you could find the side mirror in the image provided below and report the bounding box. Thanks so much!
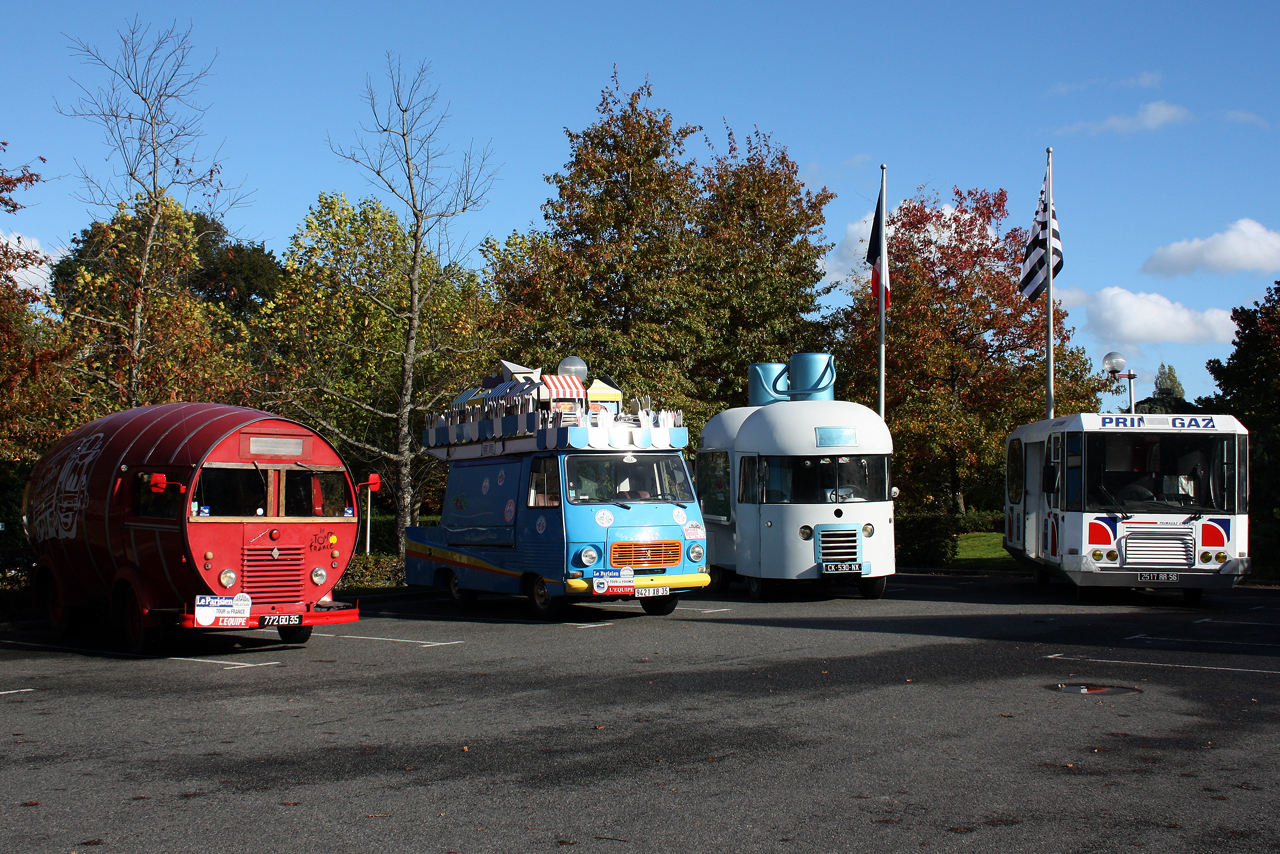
[368,473,381,493]
[150,473,168,493]
[1042,463,1059,494]
[890,486,900,499]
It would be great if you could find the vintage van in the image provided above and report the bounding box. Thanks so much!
[406,361,710,617]
[696,354,896,600]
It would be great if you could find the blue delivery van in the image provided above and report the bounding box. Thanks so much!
[405,359,710,618]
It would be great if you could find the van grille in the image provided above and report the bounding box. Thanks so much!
[242,546,306,603]
[819,529,859,563]
[610,540,681,570]
[1122,532,1193,570]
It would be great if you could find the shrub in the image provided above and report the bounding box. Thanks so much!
[337,553,404,590]
[894,513,960,567]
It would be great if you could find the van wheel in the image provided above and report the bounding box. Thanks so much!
[527,577,564,620]
[278,625,313,644]
[639,594,679,616]
[857,576,887,600]
[707,566,731,593]
[445,569,478,604]
[1182,587,1204,605]
[39,571,74,638]
[115,586,155,655]
[746,575,770,601]
[1034,567,1052,587]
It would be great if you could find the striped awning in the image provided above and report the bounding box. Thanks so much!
[541,374,587,399]
[483,380,520,400]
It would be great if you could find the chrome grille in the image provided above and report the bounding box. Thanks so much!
[1123,532,1194,570]
[242,546,306,603]
[819,529,859,562]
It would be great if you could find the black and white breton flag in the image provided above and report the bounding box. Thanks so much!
[1019,175,1063,301]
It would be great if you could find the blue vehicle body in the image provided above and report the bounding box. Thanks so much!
[406,446,710,610]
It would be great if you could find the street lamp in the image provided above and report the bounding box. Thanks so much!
[1102,351,1136,415]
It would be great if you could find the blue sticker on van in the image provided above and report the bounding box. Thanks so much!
[815,427,858,447]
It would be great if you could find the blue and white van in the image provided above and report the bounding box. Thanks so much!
[696,354,897,600]
[405,361,710,618]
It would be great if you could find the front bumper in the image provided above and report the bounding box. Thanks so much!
[178,600,360,629]
[1060,553,1250,589]
[564,572,710,596]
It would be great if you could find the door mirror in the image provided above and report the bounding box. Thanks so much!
[149,473,168,493]
[1041,464,1059,494]
[890,486,900,499]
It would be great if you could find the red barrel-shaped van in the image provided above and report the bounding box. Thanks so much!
[23,403,360,651]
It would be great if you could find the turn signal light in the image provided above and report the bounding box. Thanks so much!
[1106,550,1118,562]
[1200,551,1212,564]
[1215,552,1228,563]
[1091,550,1103,561]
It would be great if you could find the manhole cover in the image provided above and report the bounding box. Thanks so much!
[1046,683,1142,695]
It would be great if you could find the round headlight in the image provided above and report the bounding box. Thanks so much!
[580,546,599,567]
[1091,550,1103,561]
[799,525,813,541]
[688,543,705,562]
[1215,552,1228,563]
[218,568,236,589]
[310,566,328,585]
[1106,550,1118,562]
[862,523,875,537]
[1200,551,1212,564]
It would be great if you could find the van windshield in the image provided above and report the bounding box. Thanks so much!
[564,453,695,505]
[1084,432,1238,514]
[759,455,891,504]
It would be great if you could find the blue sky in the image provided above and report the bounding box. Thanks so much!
[4,1,1276,407]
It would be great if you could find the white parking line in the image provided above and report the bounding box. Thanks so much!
[253,629,464,648]
[1193,618,1279,627]
[0,688,35,695]
[167,656,281,670]
[568,623,614,629]
[1045,653,1280,676]
[1125,633,1280,649]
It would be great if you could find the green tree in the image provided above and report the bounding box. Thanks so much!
[1154,362,1185,398]
[484,75,833,432]
[1201,281,1280,570]
[1135,363,1197,414]
[826,187,1109,513]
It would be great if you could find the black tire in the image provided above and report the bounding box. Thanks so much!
[639,594,679,616]
[1075,584,1100,603]
[278,624,314,644]
[115,586,155,655]
[40,571,74,638]
[445,569,478,603]
[527,576,565,620]
[746,575,770,601]
[1182,587,1204,605]
[857,576,887,600]
[1034,567,1052,587]
[707,565,732,593]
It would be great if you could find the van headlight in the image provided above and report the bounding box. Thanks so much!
[218,569,236,589]
[862,523,875,537]
[310,567,328,585]
[579,546,599,567]
[687,543,705,562]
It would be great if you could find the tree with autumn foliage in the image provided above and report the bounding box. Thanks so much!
[483,75,832,432]
[826,187,1109,514]
[1200,280,1280,569]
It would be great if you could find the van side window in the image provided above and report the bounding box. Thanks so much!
[738,456,758,505]
[696,452,731,521]
[132,472,186,519]
[528,456,562,508]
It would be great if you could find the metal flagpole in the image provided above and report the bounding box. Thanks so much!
[1045,147,1055,420]
[878,164,888,419]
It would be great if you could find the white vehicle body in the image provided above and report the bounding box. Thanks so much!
[1004,412,1250,594]
[697,399,895,591]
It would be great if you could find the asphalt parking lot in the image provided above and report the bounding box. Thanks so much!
[3,574,1278,854]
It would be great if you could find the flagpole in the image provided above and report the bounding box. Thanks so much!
[1045,147,1055,420]
[877,164,888,419]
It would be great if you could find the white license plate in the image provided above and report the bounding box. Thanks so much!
[259,614,302,626]
[1138,572,1179,583]
[823,562,862,574]
[634,587,670,597]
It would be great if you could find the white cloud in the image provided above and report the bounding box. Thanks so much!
[1059,100,1193,135]
[1142,219,1280,277]
[824,211,875,283]
[1081,286,1235,345]
[1225,110,1268,128]
[1118,71,1162,88]
[2,231,53,292]
[1049,71,1161,95]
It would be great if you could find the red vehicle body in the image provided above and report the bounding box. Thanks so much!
[23,403,360,651]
